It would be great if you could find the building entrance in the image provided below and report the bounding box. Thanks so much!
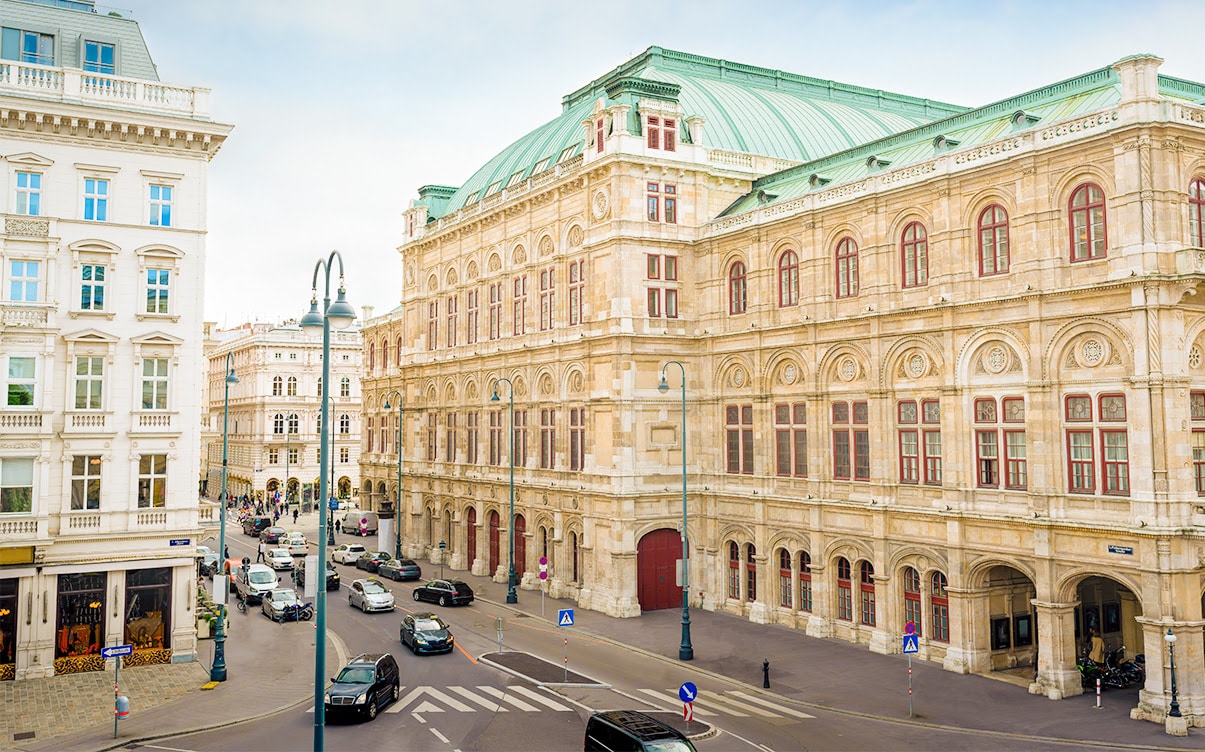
[637,528,683,612]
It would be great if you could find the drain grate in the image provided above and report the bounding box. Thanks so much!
[13,731,35,741]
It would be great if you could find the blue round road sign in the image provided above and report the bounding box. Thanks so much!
[904,621,916,635]
[678,681,698,703]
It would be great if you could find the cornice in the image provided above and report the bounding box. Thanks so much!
[0,104,231,160]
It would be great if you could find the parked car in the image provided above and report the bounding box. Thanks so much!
[332,543,367,564]
[348,578,395,613]
[261,587,311,622]
[354,551,393,573]
[324,653,399,721]
[584,710,697,752]
[283,532,309,556]
[399,612,454,654]
[260,526,287,544]
[266,548,294,570]
[242,516,272,537]
[412,579,474,607]
[377,558,422,582]
[232,563,279,604]
[293,559,340,591]
[196,545,219,577]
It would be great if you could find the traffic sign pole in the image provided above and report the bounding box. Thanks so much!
[903,621,917,717]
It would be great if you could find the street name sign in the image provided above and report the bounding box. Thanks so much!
[101,644,133,658]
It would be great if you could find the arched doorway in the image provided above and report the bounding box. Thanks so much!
[488,510,500,573]
[980,565,1037,673]
[1075,575,1143,668]
[286,477,299,502]
[514,514,527,577]
[266,479,280,497]
[637,528,683,612]
[466,508,477,565]
[337,477,351,498]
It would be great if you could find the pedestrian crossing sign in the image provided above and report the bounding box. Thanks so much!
[902,634,919,654]
[558,608,575,627]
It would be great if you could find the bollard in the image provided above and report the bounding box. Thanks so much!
[1095,677,1101,709]
[762,658,770,689]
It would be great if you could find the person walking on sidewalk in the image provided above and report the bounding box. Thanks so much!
[334,518,341,535]
[293,507,299,525]
[257,539,267,563]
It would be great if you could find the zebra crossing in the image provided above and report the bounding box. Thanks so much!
[636,688,815,722]
[307,685,574,715]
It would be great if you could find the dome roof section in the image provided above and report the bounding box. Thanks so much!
[433,47,966,218]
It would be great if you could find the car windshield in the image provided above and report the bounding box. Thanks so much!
[270,549,289,557]
[415,618,445,631]
[248,571,276,585]
[347,546,365,553]
[273,590,298,604]
[645,742,695,752]
[335,667,374,684]
[362,581,388,594]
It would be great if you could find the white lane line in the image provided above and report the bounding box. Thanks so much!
[476,684,540,711]
[430,727,450,744]
[509,685,573,711]
[448,684,509,711]
[729,689,816,718]
[387,686,424,713]
[422,687,476,712]
[635,688,718,716]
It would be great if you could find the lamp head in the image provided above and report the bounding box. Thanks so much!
[1166,628,1177,644]
[384,400,391,410]
[299,294,324,329]
[226,369,239,385]
[490,391,500,403]
[326,281,357,329]
[658,376,669,394]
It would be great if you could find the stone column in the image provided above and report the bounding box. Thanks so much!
[805,563,832,638]
[1132,617,1205,732]
[748,554,770,624]
[1029,600,1082,699]
[942,585,987,674]
[867,574,892,655]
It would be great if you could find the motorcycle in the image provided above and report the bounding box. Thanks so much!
[284,601,314,622]
[1106,646,1144,688]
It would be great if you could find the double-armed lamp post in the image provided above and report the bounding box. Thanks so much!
[490,378,518,604]
[299,251,356,752]
[383,390,403,561]
[658,360,693,661]
[210,353,238,681]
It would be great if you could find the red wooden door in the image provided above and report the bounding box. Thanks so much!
[488,510,500,572]
[637,529,683,611]
[466,507,477,565]
[514,514,527,577]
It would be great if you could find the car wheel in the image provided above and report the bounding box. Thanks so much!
[439,595,448,607]
[366,699,377,720]
[412,591,421,601]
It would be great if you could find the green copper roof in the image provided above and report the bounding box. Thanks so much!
[431,47,967,218]
[720,61,1205,218]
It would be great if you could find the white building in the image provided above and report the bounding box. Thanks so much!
[0,0,231,680]
[203,321,362,508]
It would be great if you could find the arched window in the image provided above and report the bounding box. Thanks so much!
[1190,177,1205,248]
[368,342,375,371]
[367,417,374,453]
[728,262,747,315]
[903,566,922,635]
[836,557,852,620]
[339,414,350,434]
[727,542,740,600]
[571,531,580,583]
[272,376,282,397]
[931,572,949,642]
[900,222,928,288]
[397,336,404,365]
[777,549,792,608]
[835,238,858,298]
[745,543,757,602]
[1069,183,1107,261]
[859,561,876,626]
[287,413,298,435]
[381,338,388,370]
[273,413,284,434]
[286,376,297,397]
[798,551,812,612]
[340,377,350,398]
[778,250,799,307]
[978,204,1009,276]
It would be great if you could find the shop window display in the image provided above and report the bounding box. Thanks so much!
[0,578,16,680]
[55,572,106,674]
[124,567,172,666]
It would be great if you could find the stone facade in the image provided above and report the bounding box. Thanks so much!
[360,49,1205,728]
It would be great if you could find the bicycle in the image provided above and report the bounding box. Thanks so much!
[235,595,247,613]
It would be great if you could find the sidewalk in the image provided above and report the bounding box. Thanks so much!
[11,516,1198,751]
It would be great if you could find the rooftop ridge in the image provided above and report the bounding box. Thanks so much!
[562,45,966,119]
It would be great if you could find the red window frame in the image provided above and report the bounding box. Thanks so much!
[512,275,527,336]
[897,400,919,484]
[1069,183,1107,261]
[835,237,858,298]
[488,410,502,466]
[647,183,660,222]
[664,256,678,281]
[467,411,478,464]
[446,295,458,348]
[380,337,388,370]
[539,408,556,469]
[859,561,876,626]
[797,551,813,612]
[930,572,949,642]
[568,261,584,326]
[664,185,677,224]
[728,261,747,315]
[466,290,478,345]
[513,409,528,467]
[726,404,753,474]
[647,254,661,280]
[774,402,807,477]
[488,282,502,340]
[647,288,661,318]
[539,268,555,331]
[727,542,740,600]
[901,222,928,288]
[426,303,437,351]
[663,118,676,151]
[978,204,1010,276]
[1101,429,1129,494]
[646,116,659,149]
[778,250,799,307]
[1191,178,1205,248]
[922,399,942,485]
[569,407,585,471]
[366,416,374,453]
[426,412,437,461]
[368,342,375,370]
[595,118,604,153]
[1193,391,1205,496]
[445,412,457,462]
[778,549,792,609]
[665,289,678,319]
[903,567,922,636]
[1067,429,1095,492]
[832,401,867,481]
[745,544,757,602]
[836,557,852,621]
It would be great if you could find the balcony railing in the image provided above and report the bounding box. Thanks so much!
[1,302,52,328]
[0,515,44,541]
[0,62,210,117]
[0,411,51,435]
[129,412,177,435]
[64,412,112,434]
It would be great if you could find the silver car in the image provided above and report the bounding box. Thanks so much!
[348,578,395,613]
[262,587,306,622]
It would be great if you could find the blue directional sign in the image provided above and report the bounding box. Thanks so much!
[902,634,920,654]
[101,644,133,658]
[329,497,339,511]
[558,608,575,627]
[678,681,698,703]
[168,538,190,547]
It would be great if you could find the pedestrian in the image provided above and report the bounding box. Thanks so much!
[293,508,299,524]
[257,539,267,563]
[1087,627,1104,664]
[273,508,280,523]
[334,518,341,535]
[224,545,230,561]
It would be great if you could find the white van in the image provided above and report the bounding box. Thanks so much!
[341,510,378,536]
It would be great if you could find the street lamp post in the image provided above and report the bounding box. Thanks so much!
[1165,628,1181,718]
[328,393,336,547]
[299,251,356,752]
[658,361,693,661]
[211,352,238,681]
[490,378,518,604]
[384,390,404,561]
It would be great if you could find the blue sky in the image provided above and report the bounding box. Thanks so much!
[118,0,1205,324]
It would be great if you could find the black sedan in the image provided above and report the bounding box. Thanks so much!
[293,559,340,591]
[412,579,474,607]
[400,612,454,654]
[354,551,393,573]
[377,558,422,581]
[260,526,287,545]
